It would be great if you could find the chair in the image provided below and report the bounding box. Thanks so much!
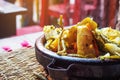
[40,0,98,27]
[101,0,118,28]
[72,0,98,25]
[80,0,97,20]
[40,0,81,27]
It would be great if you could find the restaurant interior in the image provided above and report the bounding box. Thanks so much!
[0,0,120,80]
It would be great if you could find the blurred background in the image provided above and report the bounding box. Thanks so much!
[0,0,119,38]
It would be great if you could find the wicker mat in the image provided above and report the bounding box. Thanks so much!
[0,47,50,80]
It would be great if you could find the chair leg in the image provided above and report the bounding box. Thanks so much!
[40,0,49,27]
[108,0,118,28]
[72,0,81,24]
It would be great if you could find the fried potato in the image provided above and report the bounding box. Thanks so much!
[77,25,97,58]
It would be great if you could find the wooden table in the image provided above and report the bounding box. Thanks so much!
[0,0,27,38]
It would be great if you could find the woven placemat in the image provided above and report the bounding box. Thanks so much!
[0,47,49,80]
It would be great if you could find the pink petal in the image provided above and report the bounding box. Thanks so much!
[2,46,12,52]
[21,41,31,48]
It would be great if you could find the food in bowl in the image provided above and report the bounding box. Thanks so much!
[43,17,120,60]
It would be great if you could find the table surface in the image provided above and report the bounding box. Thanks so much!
[0,25,71,54]
[0,32,42,54]
[0,0,27,14]
[0,47,48,80]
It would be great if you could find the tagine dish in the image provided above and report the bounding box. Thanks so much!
[43,16,120,60]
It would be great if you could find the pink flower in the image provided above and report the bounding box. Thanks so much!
[21,40,31,48]
[2,46,12,52]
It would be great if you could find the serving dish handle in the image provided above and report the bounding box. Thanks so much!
[47,59,69,80]
[47,59,120,80]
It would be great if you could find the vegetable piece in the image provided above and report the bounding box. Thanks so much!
[100,27,120,46]
[43,25,62,40]
[50,38,58,52]
[77,17,98,30]
[58,15,63,29]
[45,39,53,49]
[100,54,120,60]
[77,25,98,58]
[57,25,77,55]
[105,43,120,56]
[57,30,67,56]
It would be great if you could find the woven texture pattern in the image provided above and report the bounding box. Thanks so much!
[0,47,48,80]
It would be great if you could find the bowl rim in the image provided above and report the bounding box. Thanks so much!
[35,33,120,64]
